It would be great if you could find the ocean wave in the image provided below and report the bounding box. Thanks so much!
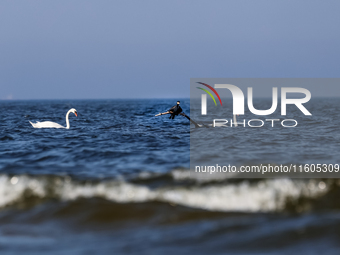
[0,173,332,213]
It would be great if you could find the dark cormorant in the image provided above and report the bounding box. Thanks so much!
[168,101,182,119]
[155,101,200,127]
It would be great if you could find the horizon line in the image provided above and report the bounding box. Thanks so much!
[1,96,340,101]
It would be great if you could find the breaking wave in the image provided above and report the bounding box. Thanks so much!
[0,172,333,213]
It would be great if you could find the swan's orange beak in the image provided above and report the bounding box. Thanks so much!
[74,112,78,117]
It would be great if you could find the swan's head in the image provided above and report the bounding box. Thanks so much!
[70,108,78,117]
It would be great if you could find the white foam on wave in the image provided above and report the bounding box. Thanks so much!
[0,175,46,208]
[0,174,329,213]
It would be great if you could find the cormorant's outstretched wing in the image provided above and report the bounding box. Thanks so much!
[179,112,201,128]
[168,105,176,112]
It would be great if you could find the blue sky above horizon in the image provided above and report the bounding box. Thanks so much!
[1,0,340,100]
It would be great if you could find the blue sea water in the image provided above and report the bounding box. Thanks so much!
[0,99,190,178]
[0,99,340,254]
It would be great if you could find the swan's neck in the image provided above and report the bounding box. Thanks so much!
[65,110,71,129]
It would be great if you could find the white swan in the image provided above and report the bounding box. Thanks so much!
[29,108,78,129]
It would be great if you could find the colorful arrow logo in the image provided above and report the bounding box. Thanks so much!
[196,82,223,106]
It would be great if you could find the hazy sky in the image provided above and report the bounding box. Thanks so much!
[1,0,340,99]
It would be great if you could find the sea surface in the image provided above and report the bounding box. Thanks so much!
[0,99,340,255]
